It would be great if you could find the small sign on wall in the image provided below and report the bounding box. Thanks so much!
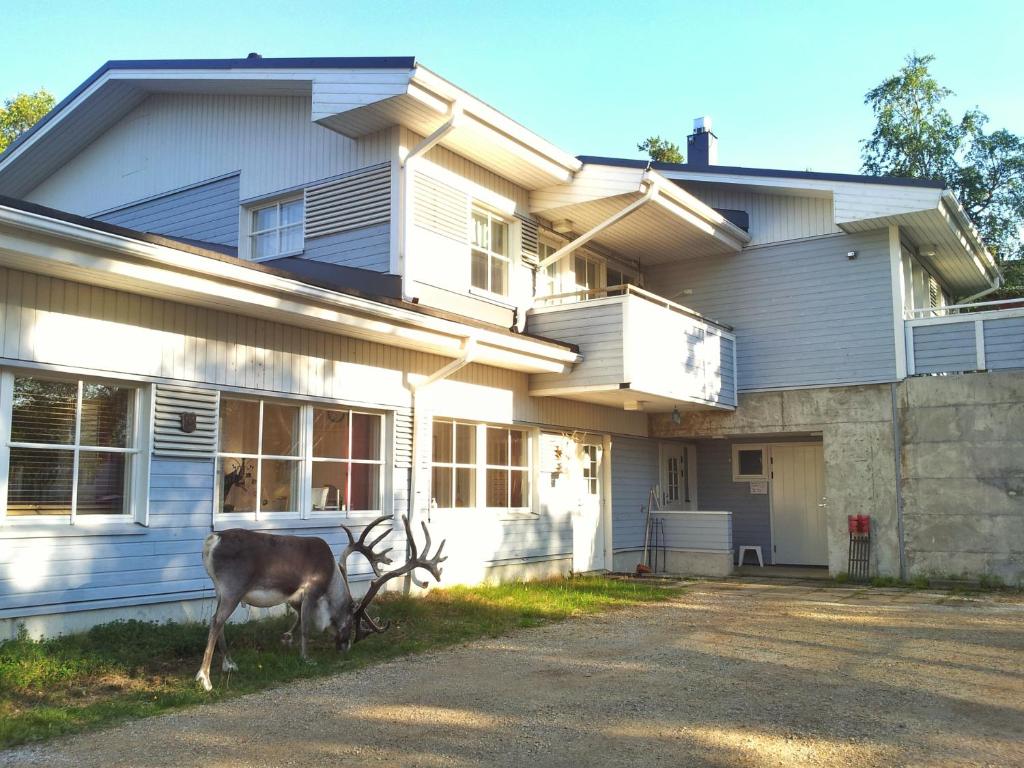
[749,480,768,495]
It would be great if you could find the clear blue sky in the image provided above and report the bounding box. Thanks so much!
[4,0,1022,174]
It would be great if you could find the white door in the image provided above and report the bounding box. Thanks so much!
[659,443,698,510]
[770,443,827,565]
[572,441,606,572]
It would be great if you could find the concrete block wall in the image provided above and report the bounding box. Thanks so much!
[899,372,1024,584]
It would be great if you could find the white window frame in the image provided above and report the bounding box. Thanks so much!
[0,369,150,530]
[430,419,534,516]
[215,395,388,526]
[732,443,768,482]
[470,207,513,299]
[429,419,478,510]
[244,195,304,262]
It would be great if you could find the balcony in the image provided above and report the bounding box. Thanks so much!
[906,298,1024,375]
[527,285,737,412]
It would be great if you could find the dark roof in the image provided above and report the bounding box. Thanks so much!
[0,194,577,353]
[577,155,946,190]
[0,56,417,162]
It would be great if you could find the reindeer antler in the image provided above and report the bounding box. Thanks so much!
[339,515,394,577]
[350,515,447,642]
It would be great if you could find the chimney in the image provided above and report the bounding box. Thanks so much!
[687,116,718,166]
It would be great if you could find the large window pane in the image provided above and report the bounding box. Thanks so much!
[79,383,133,448]
[455,467,476,508]
[260,459,299,512]
[490,258,507,296]
[348,463,380,511]
[262,403,300,456]
[487,427,508,465]
[510,430,527,467]
[253,232,276,259]
[472,212,488,249]
[314,409,349,459]
[280,225,303,254]
[510,469,528,508]
[280,200,303,226]
[432,466,453,508]
[490,219,507,255]
[471,249,488,290]
[432,420,453,463]
[253,205,277,231]
[219,399,259,454]
[311,461,345,511]
[7,447,74,515]
[76,452,128,514]
[455,424,475,464]
[351,413,381,461]
[11,378,77,445]
[218,457,257,514]
[486,468,508,507]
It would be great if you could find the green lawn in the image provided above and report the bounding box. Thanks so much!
[0,576,681,749]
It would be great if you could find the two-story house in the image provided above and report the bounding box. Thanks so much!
[0,56,1019,638]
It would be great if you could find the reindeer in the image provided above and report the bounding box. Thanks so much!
[195,515,445,691]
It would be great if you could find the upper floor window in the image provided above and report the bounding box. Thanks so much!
[537,242,560,298]
[250,197,303,260]
[471,209,510,296]
[1,372,141,524]
[574,254,600,295]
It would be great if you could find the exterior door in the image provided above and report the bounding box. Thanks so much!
[770,443,827,565]
[659,443,697,510]
[572,441,606,572]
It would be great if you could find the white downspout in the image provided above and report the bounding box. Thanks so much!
[399,103,463,301]
[408,334,477,517]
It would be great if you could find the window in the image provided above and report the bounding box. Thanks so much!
[605,266,631,297]
[249,197,303,260]
[311,408,384,514]
[574,254,600,295]
[536,242,560,298]
[486,427,529,508]
[431,420,476,508]
[732,444,768,481]
[216,397,386,520]
[430,420,531,512]
[2,373,139,523]
[582,444,600,495]
[471,209,510,296]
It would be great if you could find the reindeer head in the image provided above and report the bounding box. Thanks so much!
[336,515,446,650]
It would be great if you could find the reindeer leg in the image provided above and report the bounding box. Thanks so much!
[281,602,301,647]
[196,596,237,691]
[218,626,238,672]
[299,592,317,664]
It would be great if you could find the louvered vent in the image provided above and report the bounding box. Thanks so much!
[928,276,941,308]
[306,163,391,238]
[414,172,469,242]
[153,384,219,458]
[393,406,413,471]
[518,214,539,267]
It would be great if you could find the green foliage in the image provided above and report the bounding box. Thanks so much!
[638,136,683,164]
[861,54,1024,264]
[0,90,55,154]
[0,576,680,748]
[869,575,902,588]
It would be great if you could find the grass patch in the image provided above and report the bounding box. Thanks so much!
[0,576,679,749]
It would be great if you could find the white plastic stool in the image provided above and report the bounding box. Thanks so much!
[737,545,764,567]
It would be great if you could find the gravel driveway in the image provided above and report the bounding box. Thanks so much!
[4,579,1023,768]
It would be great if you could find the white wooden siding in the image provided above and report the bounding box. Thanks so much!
[26,93,399,214]
[414,172,469,242]
[529,300,626,391]
[0,266,646,436]
[679,181,838,245]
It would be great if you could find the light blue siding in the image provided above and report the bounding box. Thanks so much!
[694,439,773,564]
[655,513,732,551]
[611,437,660,551]
[95,175,240,247]
[912,323,977,374]
[302,224,390,272]
[646,230,897,391]
[984,316,1024,370]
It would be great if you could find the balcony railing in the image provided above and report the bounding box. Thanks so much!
[905,299,1024,375]
[527,285,737,411]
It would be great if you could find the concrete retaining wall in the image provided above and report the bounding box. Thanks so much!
[650,372,1024,585]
